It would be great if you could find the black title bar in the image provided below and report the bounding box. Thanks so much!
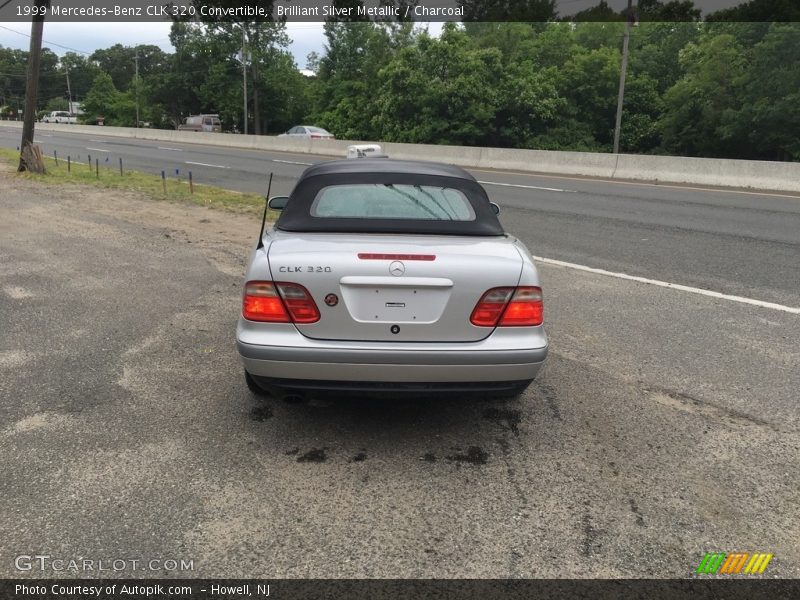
[0,0,798,23]
[3,579,800,600]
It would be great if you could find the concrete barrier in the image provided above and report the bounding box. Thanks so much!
[612,153,800,192]
[3,121,799,193]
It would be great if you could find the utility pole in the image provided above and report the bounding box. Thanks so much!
[133,52,140,128]
[252,25,260,136]
[613,0,635,155]
[65,63,72,112]
[19,0,50,172]
[242,25,248,135]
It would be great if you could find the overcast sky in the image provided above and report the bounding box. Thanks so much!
[0,22,329,68]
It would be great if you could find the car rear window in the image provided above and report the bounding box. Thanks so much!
[307,127,328,134]
[310,184,476,221]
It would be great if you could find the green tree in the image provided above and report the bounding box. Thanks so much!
[530,23,580,69]
[493,62,564,147]
[0,47,31,114]
[659,33,747,157]
[58,52,102,104]
[706,0,800,22]
[619,74,663,153]
[305,51,321,74]
[638,0,701,21]
[631,22,700,94]
[374,26,502,146]
[81,72,120,124]
[149,22,213,127]
[720,24,800,160]
[44,97,69,112]
[89,45,137,91]
[565,0,621,22]
[313,21,414,139]
[553,45,622,151]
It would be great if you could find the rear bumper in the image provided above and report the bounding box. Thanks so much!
[249,376,534,396]
[236,322,548,383]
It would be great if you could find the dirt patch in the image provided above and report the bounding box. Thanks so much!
[1,168,261,268]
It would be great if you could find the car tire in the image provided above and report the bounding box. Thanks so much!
[244,370,270,397]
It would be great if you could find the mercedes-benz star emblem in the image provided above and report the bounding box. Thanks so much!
[389,261,405,276]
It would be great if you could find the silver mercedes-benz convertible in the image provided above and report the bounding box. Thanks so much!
[236,157,548,399]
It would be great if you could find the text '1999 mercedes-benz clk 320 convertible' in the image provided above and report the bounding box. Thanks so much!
[236,157,548,399]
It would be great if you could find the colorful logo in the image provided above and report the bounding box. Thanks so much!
[696,552,773,575]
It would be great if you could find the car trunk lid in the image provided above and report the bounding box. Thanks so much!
[267,232,522,342]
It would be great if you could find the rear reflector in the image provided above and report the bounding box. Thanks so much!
[470,287,514,327]
[276,282,320,323]
[358,253,436,261]
[243,281,320,323]
[470,286,543,327]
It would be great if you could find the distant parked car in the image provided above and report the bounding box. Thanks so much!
[178,114,221,133]
[278,125,335,140]
[42,111,76,124]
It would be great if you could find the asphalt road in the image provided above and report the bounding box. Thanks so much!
[2,124,799,309]
[0,128,799,579]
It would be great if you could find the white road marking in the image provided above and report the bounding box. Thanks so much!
[157,146,184,151]
[185,160,230,169]
[478,180,575,193]
[40,134,53,137]
[471,167,800,200]
[272,158,312,166]
[86,147,109,153]
[534,256,800,315]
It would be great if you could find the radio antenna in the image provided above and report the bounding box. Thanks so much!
[257,172,273,249]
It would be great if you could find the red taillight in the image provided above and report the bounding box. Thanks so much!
[243,281,289,322]
[500,287,543,326]
[470,286,543,327]
[242,281,320,323]
[310,134,322,139]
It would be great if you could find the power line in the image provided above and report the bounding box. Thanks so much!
[0,24,92,55]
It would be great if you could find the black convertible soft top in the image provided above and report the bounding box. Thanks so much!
[275,159,505,236]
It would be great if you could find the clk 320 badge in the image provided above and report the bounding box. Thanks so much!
[278,266,332,273]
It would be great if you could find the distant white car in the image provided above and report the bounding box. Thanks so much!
[278,126,335,140]
[347,144,388,159]
[42,111,76,124]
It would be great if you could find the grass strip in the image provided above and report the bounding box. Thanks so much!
[0,147,268,215]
